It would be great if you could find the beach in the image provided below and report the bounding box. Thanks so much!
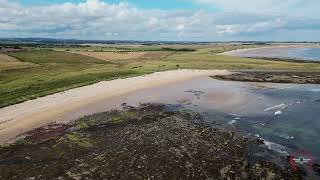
[0,69,230,144]
[220,44,320,61]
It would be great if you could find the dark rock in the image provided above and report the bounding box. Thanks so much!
[313,163,320,175]
[254,138,265,145]
[211,71,320,84]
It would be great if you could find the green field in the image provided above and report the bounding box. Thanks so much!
[1,44,320,108]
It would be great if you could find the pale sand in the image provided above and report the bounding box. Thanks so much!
[0,69,230,144]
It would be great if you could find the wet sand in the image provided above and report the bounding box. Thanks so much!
[0,69,230,144]
[220,46,291,56]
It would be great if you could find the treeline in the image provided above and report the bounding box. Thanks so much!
[111,47,196,52]
[0,43,89,48]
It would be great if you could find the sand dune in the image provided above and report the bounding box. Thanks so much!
[0,69,230,144]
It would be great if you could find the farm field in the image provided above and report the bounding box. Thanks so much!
[1,44,320,108]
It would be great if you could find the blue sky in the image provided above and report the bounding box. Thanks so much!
[2,0,320,41]
[16,0,217,10]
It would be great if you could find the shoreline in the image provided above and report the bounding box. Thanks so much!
[0,103,303,179]
[247,56,320,64]
[212,71,320,84]
[0,69,230,144]
[219,44,320,56]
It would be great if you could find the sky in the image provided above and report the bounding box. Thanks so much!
[1,0,320,41]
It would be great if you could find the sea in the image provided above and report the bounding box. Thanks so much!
[228,47,320,61]
[54,71,320,176]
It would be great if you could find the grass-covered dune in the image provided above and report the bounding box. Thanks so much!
[1,44,320,108]
[0,49,143,108]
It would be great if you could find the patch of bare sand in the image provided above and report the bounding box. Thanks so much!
[0,69,230,144]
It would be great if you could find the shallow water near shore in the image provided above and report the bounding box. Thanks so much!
[227,47,320,61]
[71,76,320,165]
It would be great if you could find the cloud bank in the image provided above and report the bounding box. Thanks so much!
[0,0,319,41]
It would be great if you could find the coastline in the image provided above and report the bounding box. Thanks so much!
[0,69,230,144]
[212,71,320,84]
[0,103,302,179]
[219,44,320,57]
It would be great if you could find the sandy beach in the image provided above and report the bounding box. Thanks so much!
[219,44,320,56]
[0,69,230,144]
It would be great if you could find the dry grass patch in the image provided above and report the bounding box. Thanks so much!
[71,51,148,61]
[70,51,177,62]
[0,53,20,62]
[0,62,35,71]
[139,51,176,59]
[0,53,36,71]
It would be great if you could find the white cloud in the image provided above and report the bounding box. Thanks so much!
[216,19,287,36]
[216,24,244,35]
[247,19,286,33]
[0,0,319,41]
[193,0,320,17]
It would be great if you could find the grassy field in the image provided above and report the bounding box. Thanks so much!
[52,44,198,52]
[69,51,176,62]
[1,44,320,108]
[0,50,143,107]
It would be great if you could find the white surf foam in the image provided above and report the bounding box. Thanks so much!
[264,103,287,112]
[228,120,237,125]
[274,110,283,115]
[263,139,289,156]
